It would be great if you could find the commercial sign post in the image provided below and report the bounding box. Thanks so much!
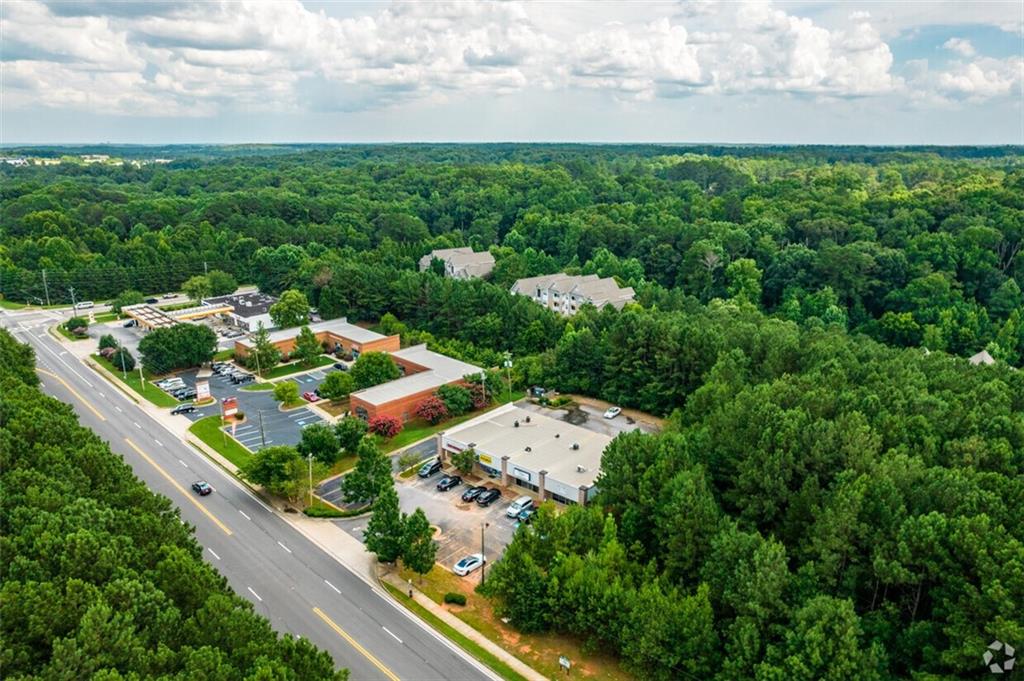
[559,656,571,674]
[222,396,238,418]
[196,380,211,403]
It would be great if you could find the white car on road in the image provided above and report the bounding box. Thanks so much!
[603,406,622,419]
[453,553,486,576]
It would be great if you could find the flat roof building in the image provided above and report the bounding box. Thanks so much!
[511,273,635,316]
[419,247,495,280]
[350,344,482,423]
[437,403,608,506]
[234,318,399,359]
[204,291,278,331]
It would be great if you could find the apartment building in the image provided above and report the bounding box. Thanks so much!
[510,273,635,316]
[418,247,495,280]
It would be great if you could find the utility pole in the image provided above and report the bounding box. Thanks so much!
[204,261,209,275]
[42,270,51,307]
[258,409,267,447]
[119,342,128,379]
[68,285,77,310]
[480,521,489,585]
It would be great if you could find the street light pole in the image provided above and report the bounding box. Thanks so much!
[480,521,489,585]
[503,352,513,402]
[258,409,266,447]
[119,342,127,379]
[307,453,314,507]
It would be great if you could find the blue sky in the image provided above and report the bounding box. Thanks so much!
[1,0,1021,144]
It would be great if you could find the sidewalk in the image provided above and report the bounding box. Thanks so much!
[378,571,547,681]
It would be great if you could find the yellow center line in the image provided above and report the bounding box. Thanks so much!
[124,438,233,536]
[36,367,106,421]
[313,606,401,681]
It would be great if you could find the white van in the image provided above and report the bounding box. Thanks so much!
[74,301,94,310]
[506,495,534,518]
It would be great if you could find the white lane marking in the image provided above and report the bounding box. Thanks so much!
[98,392,105,398]
[325,580,341,594]
[239,510,251,521]
[382,626,403,644]
[178,459,188,467]
[134,421,142,429]
[37,338,93,387]
[154,439,163,447]
[247,587,263,602]
[115,406,123,413]
[277,541,292,554]
[208,548,221,560]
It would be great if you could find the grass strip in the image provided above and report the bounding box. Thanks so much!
[90,355,179,407]
[188,415,252,468]
[260,355,334,380]
[381,582,527,681]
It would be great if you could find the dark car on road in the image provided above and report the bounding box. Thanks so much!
[418,459,443,478]
[333,362,348,371]
[191,481,212,496]
[436,475,462,491]
[145,297,159,304]
[461,485,486,502]
[171,403,196,415]
[476,488,501,507]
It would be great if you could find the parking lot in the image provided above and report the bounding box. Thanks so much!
[334,463,518,577]
[172,366,330,452]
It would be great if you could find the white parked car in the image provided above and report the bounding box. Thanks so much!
[603,406,622,419]
[506,495,535,518]
[453,553,486,576]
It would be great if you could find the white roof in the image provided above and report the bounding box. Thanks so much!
[443,404,609,490]
[969,349,996,366]
[351,344,482,406]
[237,318,387,349]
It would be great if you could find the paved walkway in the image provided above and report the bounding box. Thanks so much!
[378,571,547,681]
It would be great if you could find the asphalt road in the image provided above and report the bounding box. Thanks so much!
[2,308,497,681]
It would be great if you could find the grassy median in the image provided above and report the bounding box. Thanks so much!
[189,415,252,468]
[90,355,179,408]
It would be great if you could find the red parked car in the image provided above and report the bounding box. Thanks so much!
[302,391,320,402]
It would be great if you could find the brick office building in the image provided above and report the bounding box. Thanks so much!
[349,344,482,422]
[233,318,399,359]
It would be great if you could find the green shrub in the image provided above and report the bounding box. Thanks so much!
[443,592,467,606]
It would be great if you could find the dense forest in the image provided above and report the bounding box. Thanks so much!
[1,145,1022,679]
[0,330,345,680]
[2,145,1022,365]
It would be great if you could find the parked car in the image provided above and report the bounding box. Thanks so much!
[515,508,535,526]
[476,488,501,507]
[461,485,486,502]
[174,390,197,401]
[453,553,485,576]
[333,362,348,371]
[418,459,443,478]
[123,319,137,327]
[302,391,320,402]
[99,346,117,359]
[162,293,176,299]
[506,495,535,518]
[436,475,462,491]
[191,480,212,496]
[603,406,622,419]
[171,403,196,415]
[234,375,254,385]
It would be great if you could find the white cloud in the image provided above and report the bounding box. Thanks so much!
[0,0,1018,119]
[943,37,976,57]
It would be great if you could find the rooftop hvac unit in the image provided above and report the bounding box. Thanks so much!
[525,415,531,423]
[571,443,580,450]
[525,446,532,452]
[514,420,520,428]
[576,465,587,473]
[555,433,560,438]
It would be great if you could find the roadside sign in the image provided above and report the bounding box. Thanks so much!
[196,380,210,402]
[559,656,571,672]
[222,396,238,418]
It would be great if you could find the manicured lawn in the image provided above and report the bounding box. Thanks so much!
[396,564,633,681]
[281,399,306,410]
[189,415,252,469]
[91,355,179,407]
[213,349,235,361]
[381,582,527,681]
[241,382,274,391]
[0,299,28,310]
[377,391,525,453]
[328,453,357,478]
[260,355,334,380]
[318,399,349,418]
[93,312,118,323]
